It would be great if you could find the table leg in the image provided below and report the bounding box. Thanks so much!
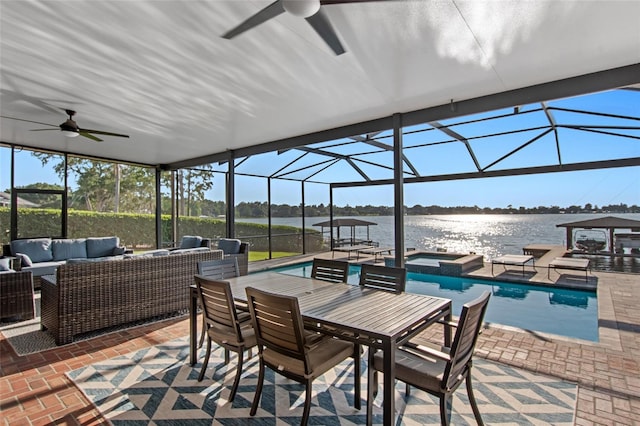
[443,304,453,347]
[189,286,198,366]
[382,338,395,426]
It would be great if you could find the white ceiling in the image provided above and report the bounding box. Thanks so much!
[1,0,639,167]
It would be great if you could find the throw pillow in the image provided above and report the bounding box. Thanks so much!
[179,235,202,249]
[15,252,33,267]
[218,238,241,254]
[86,236,120,258]
[0,258,11,271]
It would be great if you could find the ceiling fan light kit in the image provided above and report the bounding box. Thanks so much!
[282,0,320,17]
[61,130,80,138]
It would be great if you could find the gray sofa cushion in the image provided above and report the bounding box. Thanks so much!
[23,261,62,277]
[86,236,120,258]
[169,247,209,255]
[52,238,88,261]
[10,238,53,263]
[124,249,170,259]
[179,235,202,249]
[218,238,241,254]
[66,256,124,264]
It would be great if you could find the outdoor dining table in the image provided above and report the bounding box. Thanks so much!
[189,272,452,426]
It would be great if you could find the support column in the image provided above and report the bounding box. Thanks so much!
[155,168,163,248]
[226,151,235,238]
[393,113,405,267]
[268,178,272,259]
[301,181,306,254]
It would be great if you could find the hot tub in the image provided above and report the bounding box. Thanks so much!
[386,251,484,276]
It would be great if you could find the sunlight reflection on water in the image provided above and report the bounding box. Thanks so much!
[241,213,640,265]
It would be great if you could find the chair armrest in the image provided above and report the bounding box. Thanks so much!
[401,342,451,362]
[437,318,459,328]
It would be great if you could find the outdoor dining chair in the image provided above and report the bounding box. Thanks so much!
[194,275,257,402]
[311,258,349,283]
[367,290,491,426]
[245,286,361,425]
[197,257,241,348]
[359,263,406,293]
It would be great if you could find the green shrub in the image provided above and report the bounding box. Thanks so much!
[0,207,325,252]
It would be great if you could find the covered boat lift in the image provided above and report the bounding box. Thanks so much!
[557,216,640,253]
[313,218,378,248]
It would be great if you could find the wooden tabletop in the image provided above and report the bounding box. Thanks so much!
[225,272,451,343]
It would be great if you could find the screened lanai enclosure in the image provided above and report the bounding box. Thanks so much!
[2,84,639,262]
[1,1,639,263]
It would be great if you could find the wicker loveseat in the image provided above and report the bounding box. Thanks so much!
[40,249,223,345]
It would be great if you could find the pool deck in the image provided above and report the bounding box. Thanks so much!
[0,250,638,424]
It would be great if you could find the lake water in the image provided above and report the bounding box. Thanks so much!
[239,213,640,272]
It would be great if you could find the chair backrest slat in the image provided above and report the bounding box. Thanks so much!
[246,287,308,365]
[359,264,406,293]
[198,258,240,279]
[311,258,349,283]
[194,275,244,341]
[443,290,490,390]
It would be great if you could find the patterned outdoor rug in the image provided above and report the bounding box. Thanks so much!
[68,337,577,425]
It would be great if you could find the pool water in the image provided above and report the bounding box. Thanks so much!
[271,262,599,342]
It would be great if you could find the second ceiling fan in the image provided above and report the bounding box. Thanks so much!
[223,0,391,56]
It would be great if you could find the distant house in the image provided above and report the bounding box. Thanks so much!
[0,192,39,208]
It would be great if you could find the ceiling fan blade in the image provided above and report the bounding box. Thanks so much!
[222,0,286,39]
[30,128,59,132]
[320,0,394,4]
[80,128,130,138]
[79,131,103,142]
[0,115,57,127]
[305,9,345,55]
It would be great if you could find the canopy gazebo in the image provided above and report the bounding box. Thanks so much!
[557,216,640,253]
[313,218,377,248]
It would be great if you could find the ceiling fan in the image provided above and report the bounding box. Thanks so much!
[223,0,390,56]
[1,110,130,142]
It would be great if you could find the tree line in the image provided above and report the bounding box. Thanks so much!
[235,202,640,217]
[11,187,638,217]
[9,153,637,217]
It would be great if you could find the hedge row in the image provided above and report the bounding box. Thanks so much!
[0,208,325,252]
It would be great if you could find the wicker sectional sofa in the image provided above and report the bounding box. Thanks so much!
[40,249,223,345]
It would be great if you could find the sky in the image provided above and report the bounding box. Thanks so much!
[2,90,639,209]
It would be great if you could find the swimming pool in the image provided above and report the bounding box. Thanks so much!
[271,262,599,342]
